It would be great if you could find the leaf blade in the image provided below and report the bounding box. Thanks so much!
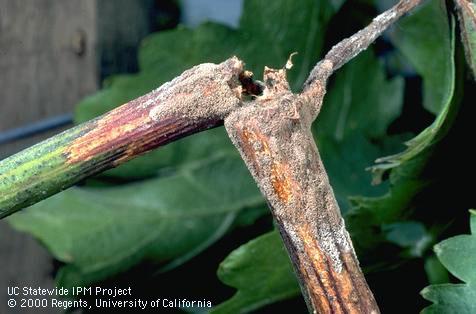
[421,211,476,313]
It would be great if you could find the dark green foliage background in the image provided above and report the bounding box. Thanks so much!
[7,0,476,313]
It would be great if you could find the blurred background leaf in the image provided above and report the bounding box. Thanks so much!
[391,0,454,114]
[347,0,457,254]
[9,152,263,289]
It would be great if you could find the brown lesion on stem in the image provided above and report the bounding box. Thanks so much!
[270,160,295,204]
[65,97,164,164]
[65,57,246,167]
[238,125,271,176]
[224,63,379,312]
[64,96,204,166]
[237,124,298,203]
[296,223,353,313]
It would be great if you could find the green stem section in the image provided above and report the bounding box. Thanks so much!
[1,123,88,218]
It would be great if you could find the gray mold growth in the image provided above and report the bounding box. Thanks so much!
[225,64,353,273]
[149,57,244,123]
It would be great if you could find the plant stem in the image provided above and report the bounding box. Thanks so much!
[225,64,380,312]
[0,58,244,218]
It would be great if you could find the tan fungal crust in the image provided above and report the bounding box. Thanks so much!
[225,65,349,264]
[225,64,378,313]
[65,57,244,165]
[149,57,244,122]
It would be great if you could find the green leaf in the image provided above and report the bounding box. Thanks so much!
[316,50,404,140]
[421,211,476,313]
[347,1,457,252]
[238,0,333,90]
[317,133,400,213]
[424,255,450,285]
[383,221,432,257]
[8,152,263,288]
[347,181,424,252]
[314,49,405,212]
[232,206,269,228]
[392,0,454,114]
[211,231,300,314]
[422,285,476,314]
[456,0,476,79]
[375,0,456,179]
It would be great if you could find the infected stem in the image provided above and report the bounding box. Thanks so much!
[225,66,380,313]
[0,58,244,218]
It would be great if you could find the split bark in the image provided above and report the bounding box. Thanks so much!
[0,0,423,312]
